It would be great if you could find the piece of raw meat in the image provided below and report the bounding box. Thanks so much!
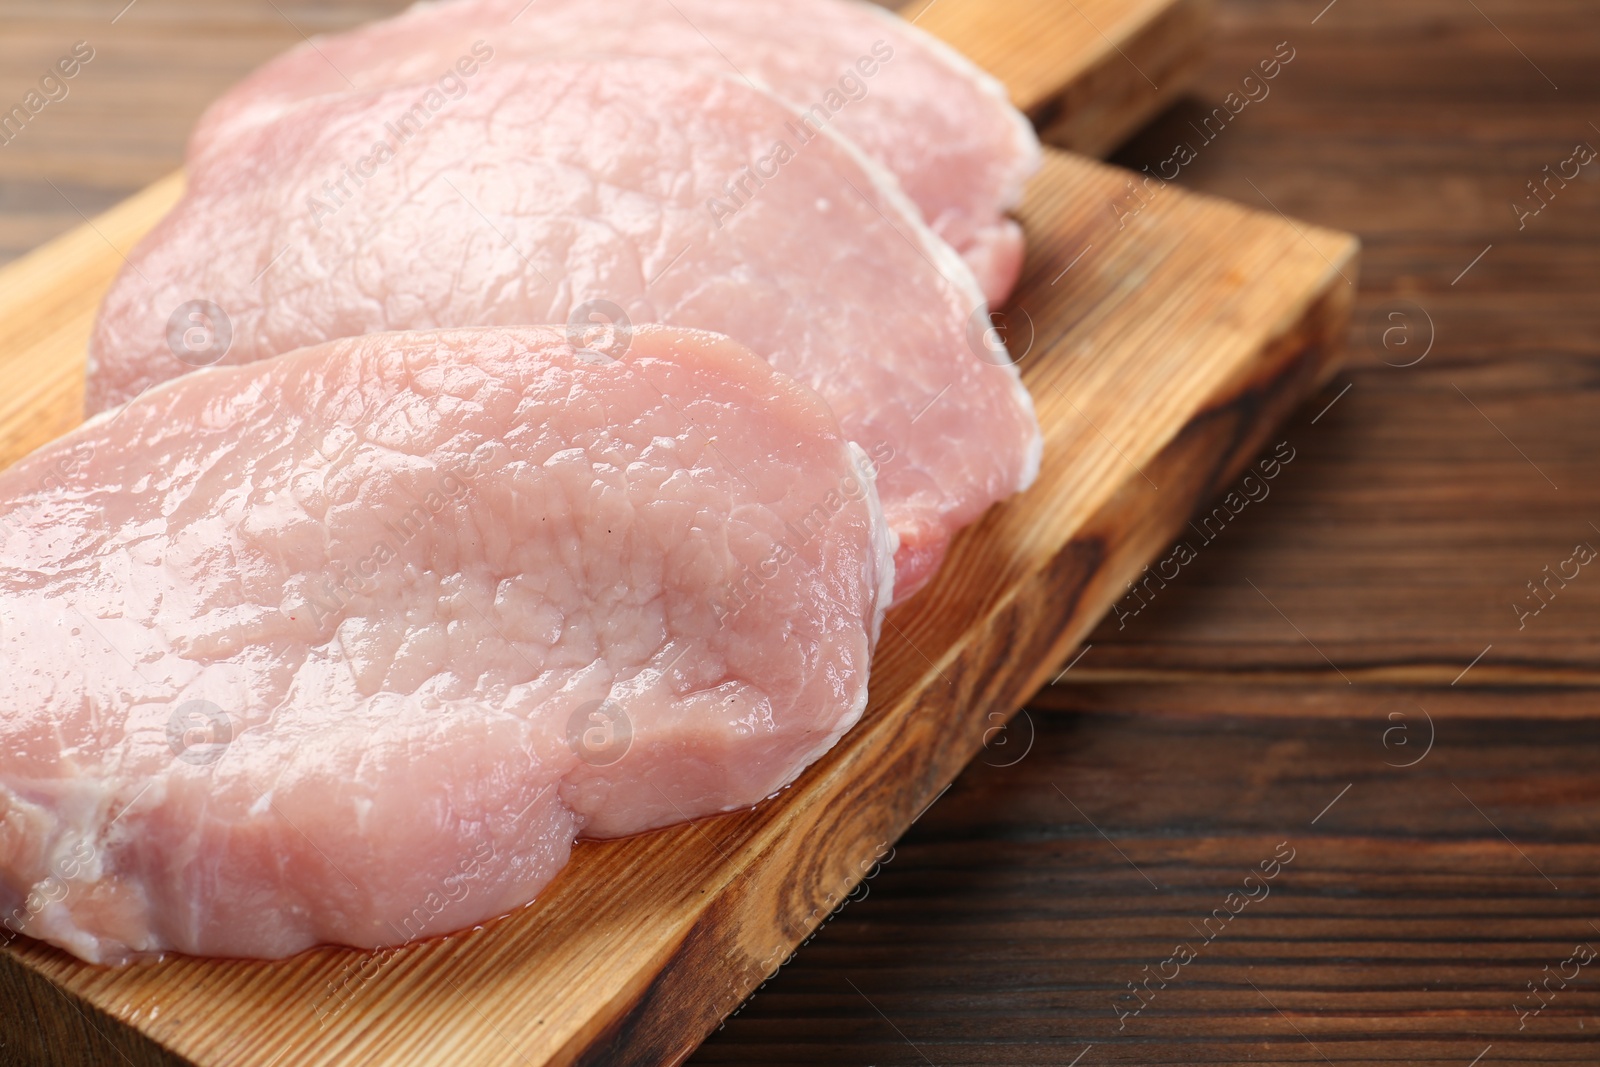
[0,324,893,964]
[86,58,1040,601]
[188,0,1041,303]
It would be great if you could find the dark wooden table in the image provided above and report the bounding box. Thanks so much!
[3,1,1598,1064]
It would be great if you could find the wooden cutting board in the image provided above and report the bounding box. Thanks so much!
[0,1,1357,1064]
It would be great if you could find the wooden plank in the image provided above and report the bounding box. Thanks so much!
[0,143,1356,1066]
[3,1,1593,1063]
[1074,0,1600,685]
[694,699,1600,1064]
[0,1,1363,1064]
[687,2,1600,1061]
[1038,677,1600,719]
[912,0,1216,154]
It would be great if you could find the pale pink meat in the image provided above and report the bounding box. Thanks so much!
[0,325,893,964]
[189,0,1040,303]
[87,59,1040,601]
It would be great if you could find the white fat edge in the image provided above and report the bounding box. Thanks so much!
[1015,395,1044,491]
[0,781,51,899]
[849,440,898,654]
[0,778,138,964]
[800,91,1043,494]
[808,91,987,305]
[70,744,177,892]
[30,906,113,964]
[700,60,1042,498]
[747,441,894,798]
[858,0,1043,211]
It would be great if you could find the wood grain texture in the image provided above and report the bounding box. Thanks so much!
[0,0,1374,1064]
[0,137,1355,1064]
[908,0,1215,155]
[689,3,1600,1064]
[20,0,1593,1064]
[0,2,405,265]
[696,700,1600,1065]
[1069,0,1600,683]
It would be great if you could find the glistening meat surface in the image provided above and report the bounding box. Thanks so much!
[87,58,1040,601]
[189,0,1041,303]
[0,325,893,963]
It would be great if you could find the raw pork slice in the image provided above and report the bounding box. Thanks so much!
[86,58,1040,601]
[188,0,1040,303]
[0,325,893,963]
